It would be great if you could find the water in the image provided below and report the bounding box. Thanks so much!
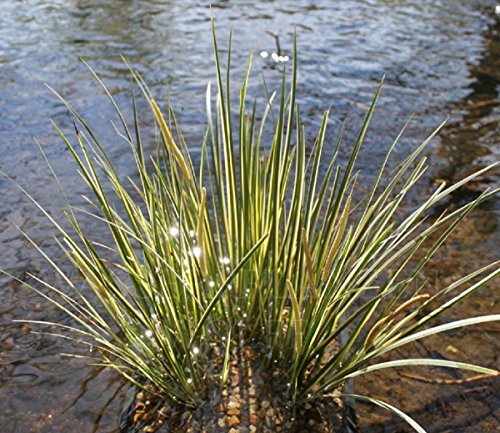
[0,1,498,432]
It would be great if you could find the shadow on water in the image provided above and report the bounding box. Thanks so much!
[0,1,498,432]
[429,17,499,221]
[435,15,499,195]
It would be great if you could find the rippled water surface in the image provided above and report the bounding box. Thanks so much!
[0,1,499,432]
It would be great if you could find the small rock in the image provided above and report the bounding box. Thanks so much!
[229,415,240,427]
[218,417,227,428]
[227,408,240,416]
[261,400,270,409]
[227,400,239,410]
[133,411,145,424]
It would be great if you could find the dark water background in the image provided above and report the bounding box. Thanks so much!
[0,1,499,432]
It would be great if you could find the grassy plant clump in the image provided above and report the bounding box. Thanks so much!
[10,26,499,431]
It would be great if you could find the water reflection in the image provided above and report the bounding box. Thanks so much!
[0,1,498,432]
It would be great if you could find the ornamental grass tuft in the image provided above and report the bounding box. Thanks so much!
[7,24,499,432]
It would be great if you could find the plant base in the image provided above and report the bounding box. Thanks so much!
[120,344,357,433]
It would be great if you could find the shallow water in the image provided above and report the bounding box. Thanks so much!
[0,1,498,432]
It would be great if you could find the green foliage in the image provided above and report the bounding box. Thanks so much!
[9,25,499,430]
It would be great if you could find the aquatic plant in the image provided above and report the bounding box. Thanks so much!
[8,25,499,431]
